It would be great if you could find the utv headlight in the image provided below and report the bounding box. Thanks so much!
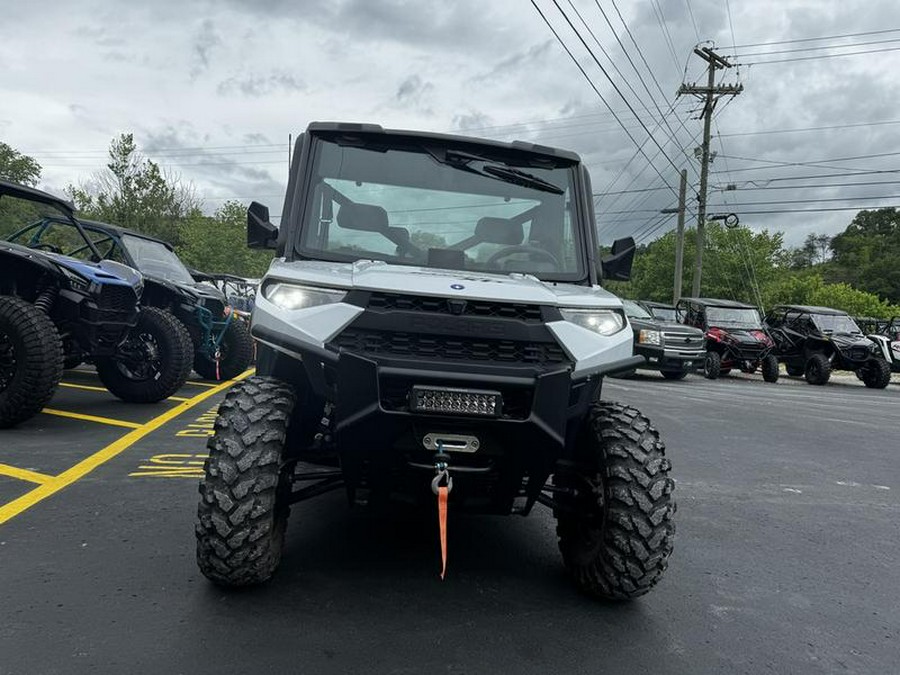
[638,329,661,345]
[264,283,347,310]
[59,266,90,292]
[559,308,626,336]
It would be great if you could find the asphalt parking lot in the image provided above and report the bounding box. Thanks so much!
[1,369,898,674]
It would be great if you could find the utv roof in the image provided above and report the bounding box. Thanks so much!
[79,219,175,250]
[0,179,75,213]
[679,297,757,309]
[306,121,582,164]
[773,305,849,316]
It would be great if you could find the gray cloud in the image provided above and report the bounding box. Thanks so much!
[216,72,306,97]
[191,19,222,78]
[396,74,433,102]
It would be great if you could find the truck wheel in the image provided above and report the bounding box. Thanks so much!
[193,318,254,381]
[761,354,780,383]
[805,353,831,386]
[96,307,193,403]
[703,351,721,379]
[661,370,687,380]
[196,376,296,586]
[0,297,63,428]
[554,402,675,600]
[860,359,891,389]
[786,364,803,377]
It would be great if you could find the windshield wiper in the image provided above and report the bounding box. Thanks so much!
[431,149,564,194]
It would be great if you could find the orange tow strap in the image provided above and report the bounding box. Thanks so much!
[437,485,449,580]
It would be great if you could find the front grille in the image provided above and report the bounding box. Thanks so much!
[201,298,226,317]
[662,331,704,353]
[97,285,136,312]
[332,328,568,366]
[368,292,543,323]
[848,346,870,361]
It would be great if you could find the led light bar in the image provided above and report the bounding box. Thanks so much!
[410,385,502,417]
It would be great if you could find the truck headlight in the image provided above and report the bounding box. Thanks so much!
[638,329,661,345]
[264,283,347,310]
[559,308,626,336]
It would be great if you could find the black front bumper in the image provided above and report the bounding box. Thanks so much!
[254,326,641,513]
[634,344,701,372]
[55,289,138,357]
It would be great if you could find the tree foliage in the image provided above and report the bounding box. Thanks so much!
[177,201,273,278]
[827,208,900,303]
[0,142,42,187]
[67,133,201,245]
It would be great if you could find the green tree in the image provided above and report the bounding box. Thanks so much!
[827,208,900,303]
[0,142,42,186]
[787,232,831,269]
[609,222,785,306]
[764,273,900,318]
[177,200,272,278]
[67,133,200,245]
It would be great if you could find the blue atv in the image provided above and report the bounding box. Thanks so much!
[0,180,192,427]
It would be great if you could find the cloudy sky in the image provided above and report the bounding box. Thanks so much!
[2,0,899,246]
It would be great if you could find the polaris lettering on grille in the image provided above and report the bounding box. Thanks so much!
[408,316,508,337]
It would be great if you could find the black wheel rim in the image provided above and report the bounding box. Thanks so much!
[0,329,17,393]
[114,331,162,381]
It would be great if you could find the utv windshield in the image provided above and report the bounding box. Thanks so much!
[296,137,584,281]
[811,313,861,335]
[121,234,194,284]
[706,306,763,329]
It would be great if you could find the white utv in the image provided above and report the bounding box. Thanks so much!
[195,122,676,600]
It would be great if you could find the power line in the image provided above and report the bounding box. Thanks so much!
[529,0,680,196]
[718,118,900,137]
[734,36,900,57]
[732,28,900,49]
[742,45,900,65]
[713,179,900,192]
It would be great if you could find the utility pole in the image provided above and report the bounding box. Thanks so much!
[677,47,742,297]
[673,169,687,304]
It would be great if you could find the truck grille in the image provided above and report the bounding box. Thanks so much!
[662,330,704,354]
[97,285,136,312]
[331,328,568,366]
[368,292,543,323]
[848,346,870,361]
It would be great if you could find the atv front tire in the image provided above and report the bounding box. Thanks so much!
[0,297,63,428]
[196,376,296,586]
[554,402,676,600]
[193,318,254,381]
[805,352,831,386]
[97,307,193,403]
[860,359,891,389]
[703,351,722,379]
[761,354,780,383]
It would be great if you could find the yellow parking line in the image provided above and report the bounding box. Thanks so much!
[41,408,142,429]
[183,380,219,388]
[0,463,53,485]
[59,382,108,393]
[0,368,255,526]
[60,383,190,404]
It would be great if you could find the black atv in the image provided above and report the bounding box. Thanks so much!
[677,297,779,382]
[622,300,704,379]
[74,221,253,381]
[0,180,191,426]
[765,305,892,388]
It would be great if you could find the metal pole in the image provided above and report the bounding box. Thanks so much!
[691,59,716,297]
[673,168,687,304]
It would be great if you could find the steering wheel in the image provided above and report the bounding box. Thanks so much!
[487,244,560,268]
[32,243,63,254]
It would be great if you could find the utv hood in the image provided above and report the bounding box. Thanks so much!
[266,259,623,308]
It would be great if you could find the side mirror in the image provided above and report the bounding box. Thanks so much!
[600,236,636,281]
[248,201,278,250]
